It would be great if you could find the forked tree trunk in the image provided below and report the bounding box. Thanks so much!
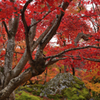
[0,1,72,100]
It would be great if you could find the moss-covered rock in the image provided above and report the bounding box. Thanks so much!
[15,91,42,100]
[15,73,91,100]
[41,73,90,99]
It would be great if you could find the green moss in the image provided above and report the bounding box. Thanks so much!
[62,88,73,98]
[36,89,41,96]
[72,87,78,94]
[32,84,44,89]
[15,76,90,100]
[55,94,63,98]
[32,91,38,95]
[16,85,33,93]
[47,94,62,100]
[73,76,84,85]
[32,84,44,96]
[67,94,86,100]
[70,94,85,100]
[18,84,44,96]
[15,91,41,100]
[81,88,90,98]
[74,84,80,89]
[71,94,80,100]
[18,86,25,90]
[61,86,90,100]
[32,89,41,96]
[78,95,86,100]
[25,87,33,92]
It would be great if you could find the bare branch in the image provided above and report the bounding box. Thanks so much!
[29,18,37,45]
[45,57,67,66]
[84,57,100,62]
[12,0,73,81]
[74,32,92,46]
[41,1,73,49]
[2,21,9,36]
[3,0,20,87]
[21,0,36,69]
[31,20,55,51]
[12,20,54,78]
[29,1,62,28]
[12,50,28,78]
[45,45,100,60]
[65,54,100,62]
[0,68,33,100]
[22,0,33,13]
[30,10,51,28]
[45,53,100,67]
[21,0,33,32]
[9,0,20,35]
[11,13,19,35]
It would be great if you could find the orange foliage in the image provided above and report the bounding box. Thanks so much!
[78,64,100,95]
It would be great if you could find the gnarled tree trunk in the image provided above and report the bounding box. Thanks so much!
[0,1,72,100]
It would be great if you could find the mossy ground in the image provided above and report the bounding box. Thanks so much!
[15,91,42,100]
[15,84,44,100]
[15,75,90,100]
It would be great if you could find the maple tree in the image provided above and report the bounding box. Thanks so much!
[0,0,100,100]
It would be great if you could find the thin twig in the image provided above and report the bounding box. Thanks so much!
[30,10,51,28]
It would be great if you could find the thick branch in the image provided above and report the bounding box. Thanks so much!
[32,20,55,51]
[0,68,33,100]
[22,0,33,13]
[41,1,72,49]
[45,54,100,67]
[12,0,73,79]
[10,12,19,35]
[21,0,35,66]
[9,0,20,35]
[12,21,54,78]
[12,50,28,78]
[74,32,92,46]
[3,2,19,87]
[4,37,15,86]
[45,57,67,66]
[21,0,33,33]
[29,18,37,45]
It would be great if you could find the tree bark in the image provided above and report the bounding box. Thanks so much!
[0,1,73,100]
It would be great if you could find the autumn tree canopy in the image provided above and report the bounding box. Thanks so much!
[0,0,100,99]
